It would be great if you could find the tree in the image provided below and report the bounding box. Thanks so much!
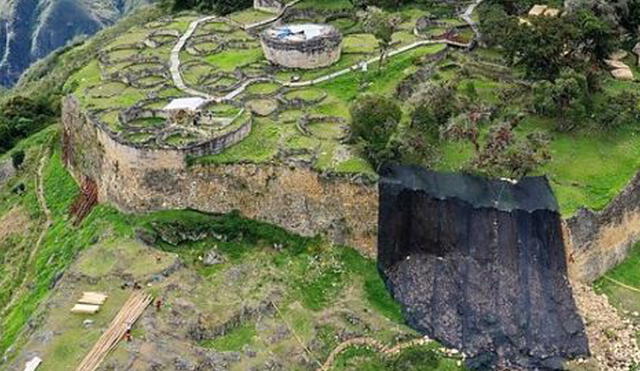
[350,94,402,169]
[533,69,591,131]
[363,7,403,68]
[566,9,619,64]
[502,15,577,80]
[482,1,621,80]
[478,3,519,47]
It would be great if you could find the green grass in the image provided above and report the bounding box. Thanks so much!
[0,139,137,356]
[228,8,273,25]
[285,88,326,102]
[191,118,281,165]
[594,243,640,323]
[200,322,257,351]
[599,243,640,287]
[332,343,464,371]
[246,82,280,95]
[205,48,264,72]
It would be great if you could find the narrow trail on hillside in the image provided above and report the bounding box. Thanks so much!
[318,337,436,371]
[0,150,53,319]
[169,0,484,101]
[603,275,640,293]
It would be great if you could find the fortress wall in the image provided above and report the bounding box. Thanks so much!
[62,95,378,255]
[565,172,640,282]
[63,93,640,279]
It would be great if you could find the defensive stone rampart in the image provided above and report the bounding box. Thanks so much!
[63,91,640,280]
[62,95,378,254]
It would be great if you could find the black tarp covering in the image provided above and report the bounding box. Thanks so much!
[378,166,589,369]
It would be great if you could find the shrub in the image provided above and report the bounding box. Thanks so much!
[410,82,459,138]
[595,91,640,130]
[0,96,56,154]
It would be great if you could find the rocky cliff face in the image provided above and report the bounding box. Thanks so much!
[378,166,589,369]
[0,0,148,87]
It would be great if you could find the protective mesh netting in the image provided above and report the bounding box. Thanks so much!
[378,166,588,369]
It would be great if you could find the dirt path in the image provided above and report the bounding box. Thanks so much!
[0,151,53,319]
[603,275,640,293]
[169,0,483,100]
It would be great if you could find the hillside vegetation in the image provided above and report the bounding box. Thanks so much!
[0,127,465,370]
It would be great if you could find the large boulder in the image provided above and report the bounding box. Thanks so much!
[611,68,634,80]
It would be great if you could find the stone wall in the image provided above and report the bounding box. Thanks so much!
[63,93,640,279]
[565,171,640,282]
[63,95,378,254]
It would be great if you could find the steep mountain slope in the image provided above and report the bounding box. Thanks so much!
[0,0,149,87]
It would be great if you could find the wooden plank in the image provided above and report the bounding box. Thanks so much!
[24,356,42,371]
[71,304,101,314]
[78,292,108,305]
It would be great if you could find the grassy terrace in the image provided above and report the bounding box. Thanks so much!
[64,2,456,178]
[62,0,640,214]
[429,51,640,216]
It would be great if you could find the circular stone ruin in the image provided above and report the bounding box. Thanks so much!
[260,24,342,69]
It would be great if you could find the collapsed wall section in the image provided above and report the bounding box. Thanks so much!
[62,96,378,254]
[378,166,589,369]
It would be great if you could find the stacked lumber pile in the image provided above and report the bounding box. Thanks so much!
[71,292,108,314]
[76,291,152,371]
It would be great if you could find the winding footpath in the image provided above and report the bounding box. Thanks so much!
[168,0,484,101]
[0,151,53,319]
[318,337,437,371]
